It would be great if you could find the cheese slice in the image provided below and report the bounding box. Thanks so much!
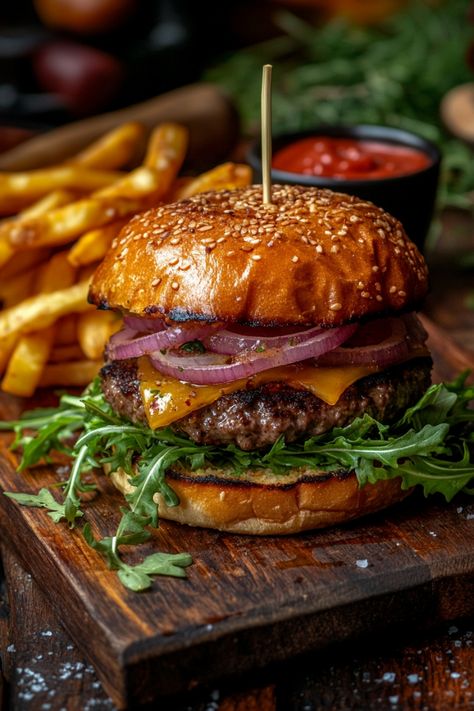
[138,356,380,430]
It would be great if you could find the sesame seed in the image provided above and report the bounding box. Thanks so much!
[372,265,379,273]
[292,255,299,263]
[169,258,179,266]
[198,224,213,232]
[316,245,323,253]
[171,281,179,290]
[151,277,161,287]
[170,237,180,245]
[376,295,383,302]
[179,263,191,271]
[398,290,406,297]
[389,286,397,294]
[251,254,262,261]
[329,303,342,311]
[227,250,236,257]
[361,291,370,298]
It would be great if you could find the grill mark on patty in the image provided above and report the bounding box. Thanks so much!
[100,357,432,450]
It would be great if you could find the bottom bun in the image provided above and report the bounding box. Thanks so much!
[109,463,411,535]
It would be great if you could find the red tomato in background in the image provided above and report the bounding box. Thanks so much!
[33,41,124,115]
[34,0,136,35]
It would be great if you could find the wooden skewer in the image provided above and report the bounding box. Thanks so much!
[261,64,273,205]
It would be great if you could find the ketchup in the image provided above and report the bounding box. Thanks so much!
[272,136,431,180]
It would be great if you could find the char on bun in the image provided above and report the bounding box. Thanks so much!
[89,185,432,534]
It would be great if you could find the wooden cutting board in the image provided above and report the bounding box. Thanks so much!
[0,320,473,709]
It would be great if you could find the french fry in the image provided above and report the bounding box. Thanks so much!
[0,247,51,280]
[54,315,78,345]
[34,251,76,293]
[0,334,18,375]
[176,163,252,200]
[1,250,78,395]
[143,122,188,175]
[0,280,91,340]
[18,189,76,220]
[49,343,85,363]
[0,266,38,309]
[0,191,73,270]
[69,122,145,170]
[1,327,55,396]
[77,310,120,360]
[2,168,164,250]
[0,237,14,269]
[38,360,102,388]
[67,219,127,267]
[0,167,125,215]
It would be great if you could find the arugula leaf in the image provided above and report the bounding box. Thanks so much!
[4,487,81,524]
[83,518,191,591]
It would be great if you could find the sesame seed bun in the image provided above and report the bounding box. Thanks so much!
[109,462,411,534]
[88,184,428,327]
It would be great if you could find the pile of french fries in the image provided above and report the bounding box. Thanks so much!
[0,121,252,397]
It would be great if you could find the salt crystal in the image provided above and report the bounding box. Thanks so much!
[356,559,369,568]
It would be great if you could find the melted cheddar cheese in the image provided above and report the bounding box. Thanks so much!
[138,356,381,430]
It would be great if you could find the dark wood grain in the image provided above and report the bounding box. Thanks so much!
[0,545,115,711]
[0,321,473,708]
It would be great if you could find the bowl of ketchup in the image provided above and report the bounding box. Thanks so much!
[247,125,441,250]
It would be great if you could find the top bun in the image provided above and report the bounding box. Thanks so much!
[89,184,428,327]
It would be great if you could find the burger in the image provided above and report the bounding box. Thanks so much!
[88,184,431,534]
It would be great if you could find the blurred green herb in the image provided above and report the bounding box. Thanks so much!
[205,0,474,211]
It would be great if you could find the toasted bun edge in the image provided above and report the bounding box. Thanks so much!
[109,463,411,535]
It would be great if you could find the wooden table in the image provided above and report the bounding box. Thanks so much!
[0,209,473,710]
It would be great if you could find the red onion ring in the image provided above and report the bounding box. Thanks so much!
[123,316,165,332]
[108,323,218,360]
[150,323,358,384]
[402,313,428,345]
[205,324,328,355]
[316,318,409,367]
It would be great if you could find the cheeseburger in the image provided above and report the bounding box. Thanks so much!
[88,184,431,534]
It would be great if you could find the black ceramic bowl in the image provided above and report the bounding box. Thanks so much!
[247,124,441,251]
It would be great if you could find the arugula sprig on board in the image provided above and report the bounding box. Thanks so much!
[1,374,473,591]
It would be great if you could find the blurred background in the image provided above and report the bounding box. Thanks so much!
[0,0,473,215]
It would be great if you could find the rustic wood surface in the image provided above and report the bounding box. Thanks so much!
[0,84,239,172]
[0,210,473,709]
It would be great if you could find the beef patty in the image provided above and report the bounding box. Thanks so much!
[100,357,432,450]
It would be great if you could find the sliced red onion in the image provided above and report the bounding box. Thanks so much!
[206,324,328,355]
[402,313,428,345]
[123,316,165,332]
[150,323,358,384]
[108,323,218,360]
[316,318,409,367]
